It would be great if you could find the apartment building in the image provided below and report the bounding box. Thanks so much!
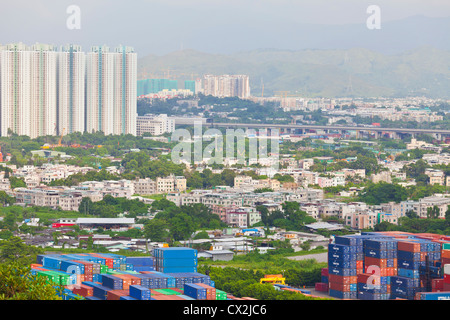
[417,196,450,219]
[136,114,175,136]
[57,44,86,134]
[86,45,137,135]
[345,212,377,230]
[156,175,187,193]
[59,192,83,211]
[425,169,446,186]
[202,74,250,99]
[0,43,57,138]
[133,178,156,195]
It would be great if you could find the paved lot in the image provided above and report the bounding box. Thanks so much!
[287,252,328,263]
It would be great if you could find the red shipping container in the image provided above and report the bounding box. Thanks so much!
[328,281,352,292]
[84,274,93,282]
[321,268,328,277]
[442,257,450,266]
[444,274,450,284]
[72,284,94,297]
[365,257,387,268]
[328,274,357,284]
[357,268,364,275]
[315,282,328,292]
[398,241,421,252]
[444,283,450,291]
[433,278,444,289]
[72,260,94,274]
[357,273,380,285]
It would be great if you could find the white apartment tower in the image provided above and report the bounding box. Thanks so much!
[0,43,58,138]
[57,44,86,135]
[1,43,137,138]
[86,45,136,136]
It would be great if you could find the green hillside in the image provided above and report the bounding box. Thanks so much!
[137,47,450,99]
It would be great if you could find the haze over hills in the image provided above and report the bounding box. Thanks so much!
[137,45,450,99]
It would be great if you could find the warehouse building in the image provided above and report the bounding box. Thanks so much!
[75,218,135,231]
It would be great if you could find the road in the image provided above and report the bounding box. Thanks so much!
[208,122,450,135]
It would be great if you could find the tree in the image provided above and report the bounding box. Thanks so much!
[0,262,62,300]
[405,210,419,219]
[446,205,450,222]
[143,219,170,242]
[9,177,26,189]
[427,206,440,219]
[78,197,94,215]
[169,213,195,241]
[0,191,15,206]
[0,236,44,266]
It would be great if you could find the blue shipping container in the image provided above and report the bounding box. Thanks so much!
[129,285,152,300]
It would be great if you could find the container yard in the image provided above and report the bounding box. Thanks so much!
[318,231,450,300]
[30,248,232,301]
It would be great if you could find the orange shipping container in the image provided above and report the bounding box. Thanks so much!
[356,260,364,269]
[398,241,421,253]
[107,290,129,300]
[442,250,450,259]
[196,283,216,300]
[113,274,132,290]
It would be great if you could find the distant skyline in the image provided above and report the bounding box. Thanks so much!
[1,1,450,56]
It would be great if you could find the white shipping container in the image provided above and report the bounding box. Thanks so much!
[444,264,450,275]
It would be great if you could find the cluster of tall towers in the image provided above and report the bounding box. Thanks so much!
[0,43,137,139]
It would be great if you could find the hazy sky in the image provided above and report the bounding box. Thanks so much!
[1,0,449,55]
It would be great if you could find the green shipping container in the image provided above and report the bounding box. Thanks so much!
[100,265,109,274]
[154,289,178,295]
[36,271,60,285]
[216,290,227,300]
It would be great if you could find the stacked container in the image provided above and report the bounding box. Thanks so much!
[361,238,397,300]
[315,268,329,292]
[153,247,198,273]
[327,241,357,299]
[126,256,155,272]
[444,264,450,291]
[31,252,215,300]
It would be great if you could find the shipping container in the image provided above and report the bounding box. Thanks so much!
[101,274,123,290]
[154,247,198,259]
[418,292,450,300]
[398,241,421,253]
[184,283,207,300]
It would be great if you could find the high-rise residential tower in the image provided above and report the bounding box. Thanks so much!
[0,43,58,138]
[0,43,137,138]
[57,44,86,135]
[202,74,250,99]
[86,45,136,135]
